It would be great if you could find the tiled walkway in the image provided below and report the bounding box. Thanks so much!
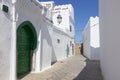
[21,55,103,80]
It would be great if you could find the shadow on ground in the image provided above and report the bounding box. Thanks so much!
[74,59,103,80]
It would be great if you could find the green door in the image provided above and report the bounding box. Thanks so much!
[17,21,37,78]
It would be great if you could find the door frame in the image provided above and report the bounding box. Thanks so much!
[17,21,37,78]
[17,21,37,50]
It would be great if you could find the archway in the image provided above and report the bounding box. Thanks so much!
[17,21,37,78]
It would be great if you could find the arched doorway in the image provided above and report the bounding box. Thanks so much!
[17,21,37,78]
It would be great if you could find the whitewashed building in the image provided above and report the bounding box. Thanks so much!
[0,0,74,80]
[41,1,75,62]
[82,16,100,60]
[0,0,53,80]
[51,25,74,62]
[52,4,74,35]
[51,4,75,62]
[100,0,120,80]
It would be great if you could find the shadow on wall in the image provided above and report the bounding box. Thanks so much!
[80,43,83,55]
[74,59,103,80]
[41,25,58,65]
[41,26,53,51]
[82,43,100,60]
[41,24,57,66]
[51,46,57,65]
[90,46,100,60]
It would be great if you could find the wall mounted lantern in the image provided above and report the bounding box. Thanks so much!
[57,14,62,24]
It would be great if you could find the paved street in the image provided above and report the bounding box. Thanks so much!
[21,55,103,80]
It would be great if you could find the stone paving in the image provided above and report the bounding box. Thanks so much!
[21,55,103,80]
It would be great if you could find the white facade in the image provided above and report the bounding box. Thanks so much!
[51,26,74,62]
[51,4,75,62]
[52,4,74,37]
[0,0,53,80]
[100,0,120,80]
[82,16,100,60]
[0,0,74,80]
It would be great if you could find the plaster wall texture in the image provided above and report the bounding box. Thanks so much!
[52,4,74,37]
[15,0,52,71]
[40,1,53,21]
[99,0,120,80]
[83,17,100,60]
[50,3,75,62]
[82,21,91,59]
[0,0,75,80]
[90,17,100,60]
[51,25,74,62]
[0,2,12,80]
[0,0,52,80]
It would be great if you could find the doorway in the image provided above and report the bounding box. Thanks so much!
[17,21,37,78]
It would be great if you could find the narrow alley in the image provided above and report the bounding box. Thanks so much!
[21,55,103,80]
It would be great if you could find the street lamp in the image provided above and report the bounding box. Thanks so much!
[57,14,62,24]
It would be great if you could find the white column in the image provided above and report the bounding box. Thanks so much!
[10,3,17,80]
[35,30,42,72]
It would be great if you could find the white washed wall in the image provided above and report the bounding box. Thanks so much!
[52,9,69,31]
[51,26,73,62]
[0,0,74,80]
[52,4,74,35]
[0,2,12,80]
[16,0,52,71]
[83,17,100,60]
[0,0,53,80]
[51,4,74,62]
[83,21,91,59]
[100,0,120,80]
[90,17,100,60]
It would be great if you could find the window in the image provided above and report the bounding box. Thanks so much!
[70,25,72,32]
[57,39,60,43]
[2,5,9,13]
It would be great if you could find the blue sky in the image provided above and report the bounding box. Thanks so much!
[40,0,98,43]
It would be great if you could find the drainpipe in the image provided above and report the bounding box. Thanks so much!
[10,1,17,80]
